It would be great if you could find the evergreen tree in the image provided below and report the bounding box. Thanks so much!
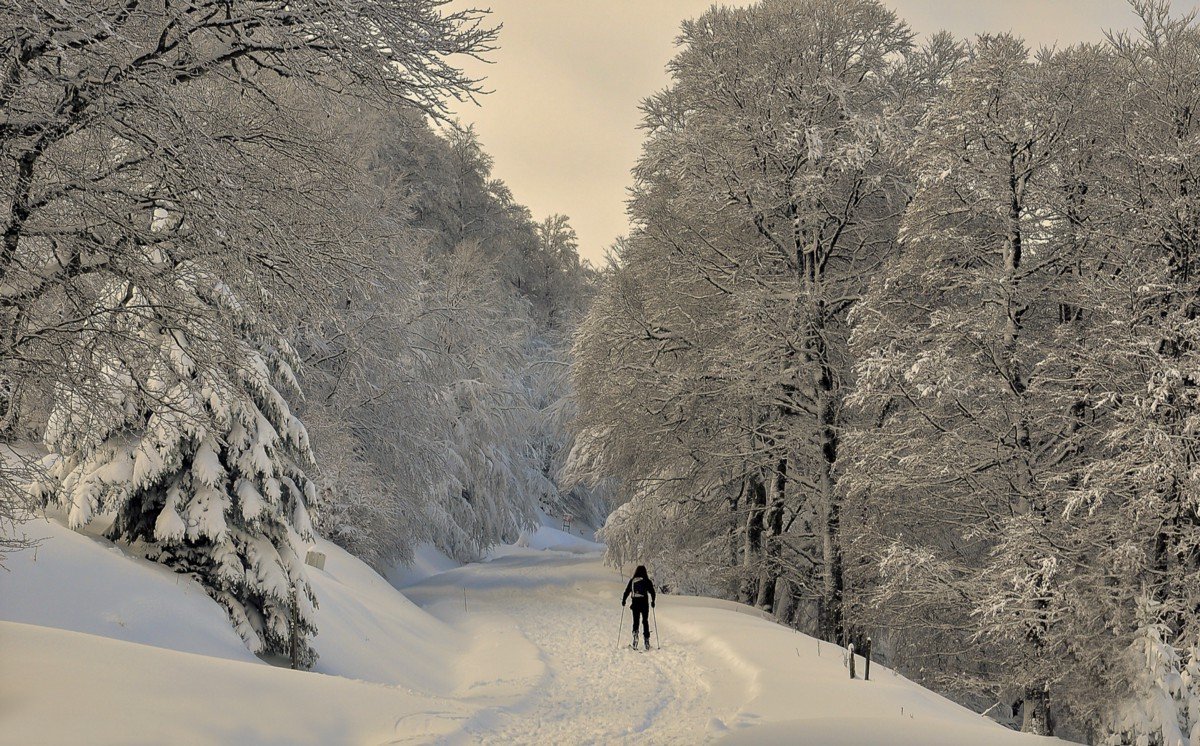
[36,265,320,665]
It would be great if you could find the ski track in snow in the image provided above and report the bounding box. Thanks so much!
[404,551,738,745]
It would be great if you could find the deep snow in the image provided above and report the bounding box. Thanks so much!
[1,514,1068,745]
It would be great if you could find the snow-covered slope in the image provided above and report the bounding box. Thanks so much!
[1,620,471,746]
[1,514,1069,745]
[1,514,256,661]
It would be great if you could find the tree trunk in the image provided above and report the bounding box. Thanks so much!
[816,362,844,643]
[780,579,802,627]
[728,481,744,597]
[739,476,767,605]
[756,456,787,613]
[1020,685,1052,736]
[0,378,20,439]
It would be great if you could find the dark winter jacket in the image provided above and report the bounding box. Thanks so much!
[622,575,656,608]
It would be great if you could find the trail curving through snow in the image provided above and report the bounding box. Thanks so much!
[402,548,741,745]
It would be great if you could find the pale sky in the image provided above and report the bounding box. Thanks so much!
[448,1,1200,264]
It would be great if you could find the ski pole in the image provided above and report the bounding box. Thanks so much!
[653,605,660,649]
[617,605,625,649]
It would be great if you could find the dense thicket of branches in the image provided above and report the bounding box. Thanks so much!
[2,1,604,663]
[571,0,1200,739]
[298,112,603,567]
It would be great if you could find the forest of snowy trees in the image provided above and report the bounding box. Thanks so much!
[0,0,604,667]
[11,0,1200,743]
[569,0,1200,741]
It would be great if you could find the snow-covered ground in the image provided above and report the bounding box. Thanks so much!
[1,513,1068,744]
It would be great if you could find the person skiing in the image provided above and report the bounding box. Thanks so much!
[622,565,656,650]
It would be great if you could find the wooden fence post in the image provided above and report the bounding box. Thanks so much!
[864,637,872,681]
[848,642,856,679]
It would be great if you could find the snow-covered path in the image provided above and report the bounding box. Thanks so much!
[398,536,1061,746]
[403,551,730,744]
[2,517,1068,745]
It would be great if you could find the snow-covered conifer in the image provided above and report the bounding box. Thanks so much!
[37,267,320,665]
